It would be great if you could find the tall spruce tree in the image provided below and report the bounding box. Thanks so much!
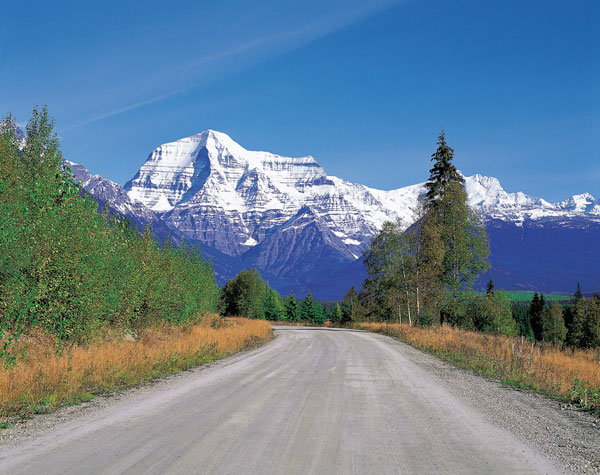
[424,131,464,207]
[283,292,299,322]
[528,292,545,341]
[422,132,489,318]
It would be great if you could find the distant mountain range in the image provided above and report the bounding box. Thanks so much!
[67,130,600,299]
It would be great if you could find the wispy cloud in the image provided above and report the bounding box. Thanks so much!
[62,1,402,132]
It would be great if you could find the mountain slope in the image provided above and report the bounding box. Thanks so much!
[119,130,599,296]
[66,130,599,298]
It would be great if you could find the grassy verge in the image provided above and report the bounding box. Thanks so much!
[0,316,272,421]
[355,322,600,412]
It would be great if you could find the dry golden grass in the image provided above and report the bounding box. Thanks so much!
[0,316,272,420]
[356,322,600,411]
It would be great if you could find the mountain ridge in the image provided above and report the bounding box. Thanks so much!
[67,130,599,298]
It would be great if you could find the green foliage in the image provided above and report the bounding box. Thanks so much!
[511,301,535,340]
[569,375,600,411]
[0,108,218,361]
[263,288,284,321]
[219,269,288,322]
[341,286,358,324]
[466,291,517,336]
[565,288,600,349]
[283,292,300,322]
[363,221,416,323]
[361,132,489,327]
[354,131,598,350]
[220,269,267,319]
[300,291,325,325]
[541,301,567,345]
[433,181,490,299]
[330,303,342,322]
[528,292,545,341]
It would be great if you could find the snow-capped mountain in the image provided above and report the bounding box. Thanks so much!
[124,130,599,256]
[124,130,411,258]
[70,129,599,298]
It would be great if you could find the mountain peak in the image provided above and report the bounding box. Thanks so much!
[124,132,599,255]
[191,129,245,152]
[125,130,326,215]
[560,192,596,211]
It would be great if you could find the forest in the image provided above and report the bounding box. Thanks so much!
[0,108,219,363]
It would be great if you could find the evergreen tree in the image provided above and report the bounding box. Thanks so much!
[566,285,586,348]
[566,298,586,348]
[341,286,358,324]
[511,300,535,340]
[528,292,545,341]
[300,291,312,321]
[424,131,464,207]
[301,291,325,325]
[263,289,283,321]
[574,282,583,300]
[581,294,600,349]
[283,292,299,322]
[331,303,342,322]
[486,278,494,296]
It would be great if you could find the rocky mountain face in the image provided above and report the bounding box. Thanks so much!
[71,130,599,298]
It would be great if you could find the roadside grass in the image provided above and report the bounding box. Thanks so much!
[0,316,272,421]
[355,322,600,412]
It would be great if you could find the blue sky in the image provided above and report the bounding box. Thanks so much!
[1,0,598,202]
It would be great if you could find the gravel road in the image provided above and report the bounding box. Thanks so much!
[0,326,598,474]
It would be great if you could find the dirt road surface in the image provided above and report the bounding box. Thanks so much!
[1,326,598,474]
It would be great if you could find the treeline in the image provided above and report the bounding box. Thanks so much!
[218,269,354,325]
[0,108,218,358]
[511,287,600,348]
[340,132,600,350]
